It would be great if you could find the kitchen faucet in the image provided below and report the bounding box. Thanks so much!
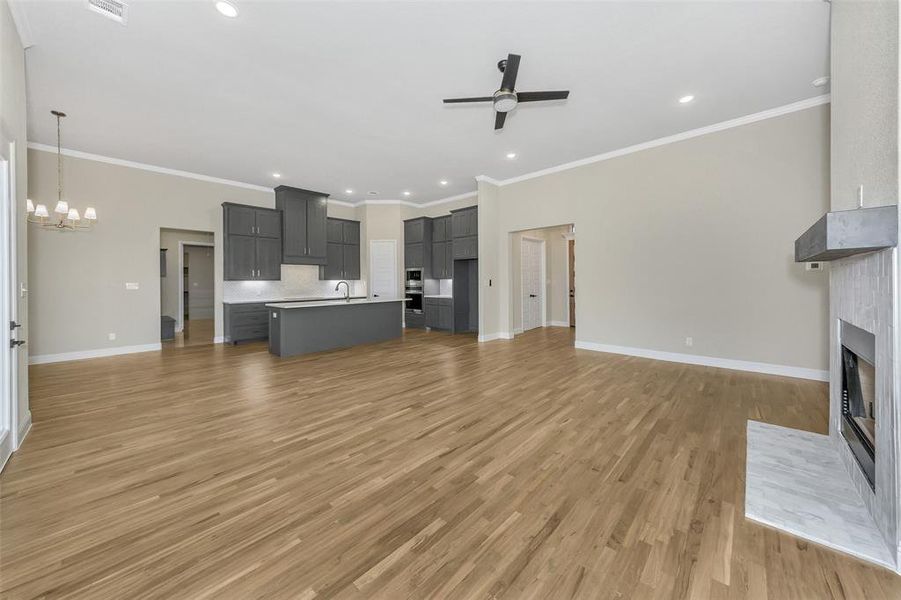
[335,281,350,300]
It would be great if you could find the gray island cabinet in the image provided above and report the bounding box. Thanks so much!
[267,298,408,357]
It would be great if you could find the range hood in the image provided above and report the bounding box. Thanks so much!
[795,205,898,262]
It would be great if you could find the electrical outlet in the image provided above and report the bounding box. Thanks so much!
[125,282,139,290]
[685,337,693,347]
[806,262,824,271]
[108,333,116,341]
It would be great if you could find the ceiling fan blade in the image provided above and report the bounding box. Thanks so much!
[443,97,493,103]
[500,53,521,91]
[494,111,507,130]
[516,90,570,103]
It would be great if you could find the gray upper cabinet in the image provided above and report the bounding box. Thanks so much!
[405,219,424,244]
[319,218,361,280]
[343,220,360,245]
[431,240,446,277]
[432,217,447,242]
[404,217,432,274]
[223,203,283,281]
[276,186,329,265]
[450,206,478,260]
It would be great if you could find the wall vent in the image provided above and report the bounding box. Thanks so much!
[87,0,128,25]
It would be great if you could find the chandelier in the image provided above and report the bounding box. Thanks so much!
[26,110,97,230]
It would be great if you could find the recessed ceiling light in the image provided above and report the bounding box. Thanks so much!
[215,1,238,18]
[367,191,378,195]
[506,152,517,159]
[439,180,448,186]
[812,76,830,88]
[678,95,695,104]
[402,191,411,197]
[345,189,353,194]
[272,173,281,179]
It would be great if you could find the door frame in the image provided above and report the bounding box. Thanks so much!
[520,235,546,332]
[563,230,575,328]
[369,239,397,299]
[0,128,19,469]
[177,241,215,332]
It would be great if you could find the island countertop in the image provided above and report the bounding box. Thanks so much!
[265,298,409,310]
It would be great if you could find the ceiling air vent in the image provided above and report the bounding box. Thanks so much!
[87,0,128,25]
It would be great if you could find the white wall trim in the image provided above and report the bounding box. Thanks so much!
[478,332,515,342]
[475,95,831,188]
[549,321,569,327]
[0,430,11,473]
[28,143,274,192]
[29,343,162,365]
[213,336,224,344]
[7,1,34,49]
[15,409,30,450]
[420,191,477,208]
[574,340,829,382]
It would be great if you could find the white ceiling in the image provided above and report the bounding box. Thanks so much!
[15,1,830,204]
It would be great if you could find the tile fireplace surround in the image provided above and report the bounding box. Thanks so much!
[746,248,901,573]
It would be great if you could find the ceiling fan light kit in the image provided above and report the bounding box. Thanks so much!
[26,110,98,231]
[443,53,570,130]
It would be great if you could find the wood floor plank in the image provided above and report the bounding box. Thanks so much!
[1,327,899,599]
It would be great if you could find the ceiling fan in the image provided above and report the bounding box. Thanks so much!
[443,53,570,131]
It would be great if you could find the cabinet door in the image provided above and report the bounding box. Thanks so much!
[343,220,360,245]
[404,219,423,244]
[321,242,344,279]
[225,234,256,280]
[439,303,453,330]
[445,241,453,276]
[326,219,343,243]
[424,301,439,328]
[256,237,282,280]
[306,196,328,261]
[281,198,309,261]
[431,218,446,242]
[343,244,361,279]
[226,205,256,236]
[466,210,478,236]
[432,241,446,278]
[453,236,477,260]
[451,211,466,238]
[405,243,423,268]
[255,209,281,238]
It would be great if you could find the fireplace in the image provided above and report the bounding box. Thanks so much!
[840,320,876,490]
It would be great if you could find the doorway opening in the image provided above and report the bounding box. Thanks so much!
[160,228,214,347]
[511,224,574,336]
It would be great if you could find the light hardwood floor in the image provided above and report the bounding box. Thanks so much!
[2,327,899,599]
[165,318,214,348]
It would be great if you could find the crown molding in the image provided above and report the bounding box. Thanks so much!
[8,1,34,49]
[491,94,831,187]
[328,199,356,208]
[27,143,273,193]
[420,191,477,207]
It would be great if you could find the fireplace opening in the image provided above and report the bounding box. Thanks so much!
[840,320,876,490]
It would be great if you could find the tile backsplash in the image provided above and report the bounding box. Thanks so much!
[223,265,366,303]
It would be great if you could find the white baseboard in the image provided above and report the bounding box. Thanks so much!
[514,327,524,335]
[478,332,514,342]
[574,340,829,382]
[16,410,31,450]
[549,321,570,327]
[213,336,224,344]
[29,343,163,365]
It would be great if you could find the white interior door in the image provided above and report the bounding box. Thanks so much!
[0,140,18,470]
[369,240,397,299]
[521,237,544,331]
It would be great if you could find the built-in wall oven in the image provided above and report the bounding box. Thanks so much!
[405,268,423,313]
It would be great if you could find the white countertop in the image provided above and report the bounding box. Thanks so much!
[225,296,366,305]
[424,295,453,299]
[266,298,409,309]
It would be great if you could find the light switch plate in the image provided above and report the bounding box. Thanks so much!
[125,282,139,290]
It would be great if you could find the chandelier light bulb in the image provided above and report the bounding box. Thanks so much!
[67,208,80,221]
[34,204,49,218]
[84,207,97,220]
[26,199,34,213]
[55,200,69,215]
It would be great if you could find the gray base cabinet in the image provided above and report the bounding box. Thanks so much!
[319,218,361,280]
[224,302,270,344]
[424,297,453,331]
[223,203,283,281]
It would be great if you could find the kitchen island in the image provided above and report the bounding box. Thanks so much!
[266,298,408,357]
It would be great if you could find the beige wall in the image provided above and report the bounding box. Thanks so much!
[480,105,831,371]
[1,0,29,438]
[159,228,213,324]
